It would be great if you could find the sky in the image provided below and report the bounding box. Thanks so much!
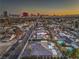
[0,0,79,15]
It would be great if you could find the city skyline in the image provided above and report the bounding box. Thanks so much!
[0,0,79,15]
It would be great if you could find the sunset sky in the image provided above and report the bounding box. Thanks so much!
[0,0,79,15]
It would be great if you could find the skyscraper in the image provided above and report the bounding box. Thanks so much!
[3,11,8,17]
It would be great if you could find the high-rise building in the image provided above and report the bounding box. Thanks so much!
[3,11,8,17]
[22,12,29,17]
